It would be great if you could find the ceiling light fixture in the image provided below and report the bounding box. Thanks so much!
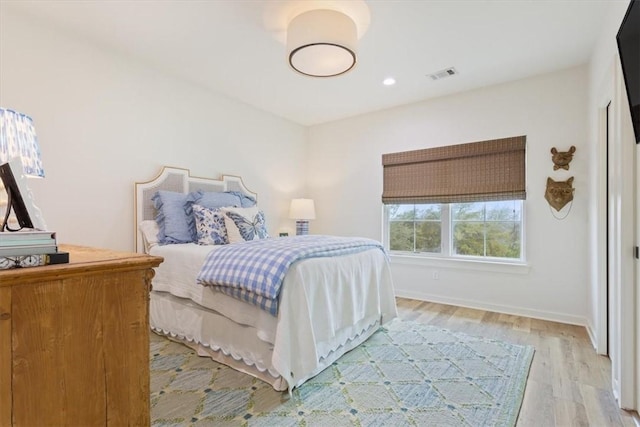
[264,1,370,79]
[383,77,396,86]
[287,9,357,77]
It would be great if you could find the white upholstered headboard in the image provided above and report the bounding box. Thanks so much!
[134,166,257,253]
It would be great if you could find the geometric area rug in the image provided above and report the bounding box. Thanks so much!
[150,319,534,426]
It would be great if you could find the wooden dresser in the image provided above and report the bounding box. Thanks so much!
[0,245,163,427]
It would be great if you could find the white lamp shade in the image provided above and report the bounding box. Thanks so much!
[289,198,316,220]
[0,108,44,177]
[287,9,357,77]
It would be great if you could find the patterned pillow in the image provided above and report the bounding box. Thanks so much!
[221,206,269,243]
[192,204,229,245]
[185,191,242,241]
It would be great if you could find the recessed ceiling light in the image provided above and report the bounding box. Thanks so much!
[383,77,396,86]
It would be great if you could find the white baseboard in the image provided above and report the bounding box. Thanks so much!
[395,289,587,326]
[585,323,599,351]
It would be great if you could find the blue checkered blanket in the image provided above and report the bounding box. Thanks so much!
[196,235,385,316]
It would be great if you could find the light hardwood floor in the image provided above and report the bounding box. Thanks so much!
[395,297,639,427]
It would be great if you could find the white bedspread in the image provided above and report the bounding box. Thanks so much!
[274,248,397,389]
[149,241,397,390]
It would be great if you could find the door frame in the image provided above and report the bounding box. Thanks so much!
[596,57,637,409]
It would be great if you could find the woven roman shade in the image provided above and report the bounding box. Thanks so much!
[382,135,526,204]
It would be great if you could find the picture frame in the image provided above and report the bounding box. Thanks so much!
[0,159,47,231]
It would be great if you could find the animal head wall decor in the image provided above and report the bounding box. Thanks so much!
[550,146,576,170]
[545,177,574,211]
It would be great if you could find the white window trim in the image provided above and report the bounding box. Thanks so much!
[389,253,530,275]
[383,201,527,271]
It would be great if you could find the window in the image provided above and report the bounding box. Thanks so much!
[386,200,523,261]
[388,204,442,253]
[382,135,526,262]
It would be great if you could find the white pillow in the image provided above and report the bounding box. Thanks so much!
[221,206,269,243]
[138,220,160,252]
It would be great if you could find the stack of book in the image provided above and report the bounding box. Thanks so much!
[0,229,69,270]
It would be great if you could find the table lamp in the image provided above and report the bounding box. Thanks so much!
[0,108,46,231]
[289,198,315,235]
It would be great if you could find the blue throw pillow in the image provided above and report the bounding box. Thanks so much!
[227,191,257,208]
[152,190,194,244]
[195,191,243,208]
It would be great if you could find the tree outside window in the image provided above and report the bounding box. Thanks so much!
[387,200,523,261]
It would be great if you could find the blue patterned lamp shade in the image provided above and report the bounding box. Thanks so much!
[0,109,45,177]
[289,198,316,235]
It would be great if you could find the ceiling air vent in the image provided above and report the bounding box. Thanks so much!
[427,67,458,81]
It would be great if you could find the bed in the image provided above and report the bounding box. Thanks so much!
[135,166,397,391]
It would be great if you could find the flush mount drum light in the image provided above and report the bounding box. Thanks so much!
[287,9,357,77]
[263,1,370,78]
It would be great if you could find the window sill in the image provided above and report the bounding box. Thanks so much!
[389,254,531,275]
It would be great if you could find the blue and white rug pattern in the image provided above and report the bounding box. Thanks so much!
[151,319,534,426]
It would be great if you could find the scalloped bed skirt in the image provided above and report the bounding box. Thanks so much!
[149,291,383,392]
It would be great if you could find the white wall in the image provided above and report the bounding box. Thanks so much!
[307,67,590,325]
[0,9,307,251]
